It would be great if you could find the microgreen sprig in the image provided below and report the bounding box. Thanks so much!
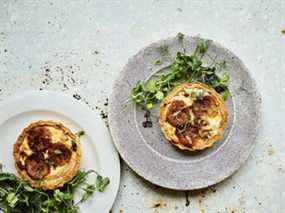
[131,33,230,110]
[0,166,110,213]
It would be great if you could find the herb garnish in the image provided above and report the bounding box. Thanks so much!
[0,166,109,213]
[153,59,162,65]
[75,131,85,138]
[131,34,230,110]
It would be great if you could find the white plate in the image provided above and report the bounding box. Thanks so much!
[0,91,120,213]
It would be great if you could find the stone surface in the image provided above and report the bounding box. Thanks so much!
[0,0,284,212]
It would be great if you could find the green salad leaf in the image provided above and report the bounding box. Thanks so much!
[131,34,230,110]
[0,168,110,213]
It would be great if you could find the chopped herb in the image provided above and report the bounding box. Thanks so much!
[177,32,186,53]
[6,193,18,208]
[185,88,204,100]
[130,37,230,110]
[157,44,170,56]
[177,32,184,41]
[153,59,162,65]
[0,168,110,213]
[76,131,85,138]
[221,89,230,101]
[79,174,110,203]
[195,38,210,57]
[95,175,110,192]
[155,91,164,100]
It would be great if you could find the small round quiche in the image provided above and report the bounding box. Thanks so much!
[13,120,81,190]
[159,82,228,151]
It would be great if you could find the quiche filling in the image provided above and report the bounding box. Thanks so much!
[14,121,81,190]
[159,82,228,151]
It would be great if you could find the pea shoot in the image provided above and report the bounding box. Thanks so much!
[131,34,230,110]
[0,168,110,213]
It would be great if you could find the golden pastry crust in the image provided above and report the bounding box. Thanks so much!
[159,82,228,151]
[13,120,81,190]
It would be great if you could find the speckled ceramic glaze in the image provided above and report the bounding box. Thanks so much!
[108,35,261,190]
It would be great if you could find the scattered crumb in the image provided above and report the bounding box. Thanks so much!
[104,98,108,106]
[223,207,246,213]
[209,186,217,193]
[142,110,153,128]
[177,8,183,12]
[267,145,275,156]
[152,203,161,208]
[267,148,274,155]
[151,201,167,209]
[100,110,108,119]
[63,83,69,90]
[94,105,109,127]
[73,94,82,100]
[38,63,83,91]
[185,191,190,207]
[282,28,285,34]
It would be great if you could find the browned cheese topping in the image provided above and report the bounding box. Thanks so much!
[166,95,217,149]
[18,127,73,180]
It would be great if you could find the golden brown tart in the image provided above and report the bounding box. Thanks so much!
[159,82,228,151]
[13,120,81,190]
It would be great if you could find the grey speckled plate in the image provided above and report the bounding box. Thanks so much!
[109,35,261,190]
